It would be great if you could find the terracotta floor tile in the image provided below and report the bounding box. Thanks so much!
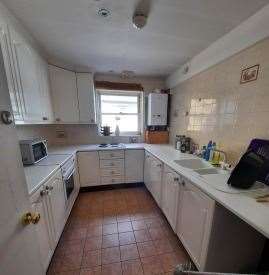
[102,216,117,225]
[87,226,103,238]
[134,229,151,243]
[137,241,157,258]
[148,227,166,240]
[101,247,121,265]
[159,252,179,272]
[62,227,87,241]
[49,187,191,275]
[101,262,122,275]
[117,214,131,223]
[131,220,147,230]
[84,237,102,251]
[121,259,144,275]
[141,255,164,275]
[81,250,102,268]
[154,238,174,254]
[120,244,139,261]
[102,234,119,248]
[56,239,85,256]
[118,222,133,233]
[119,231,136,245]
[102,224,118,235]
[80,266,102,275]
[49,252,83,273]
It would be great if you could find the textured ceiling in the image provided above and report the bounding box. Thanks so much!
[2,0,268,77]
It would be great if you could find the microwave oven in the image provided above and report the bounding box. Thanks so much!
[19,139,48,165]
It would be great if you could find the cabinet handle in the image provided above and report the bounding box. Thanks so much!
[45,185,53,191]
[174,177,179,182]
[40,189,48,196]
[42,117,48,121]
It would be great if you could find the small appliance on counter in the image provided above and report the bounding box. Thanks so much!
[175,135,192,153]
[227,139,269,189]
[19,138,48,165]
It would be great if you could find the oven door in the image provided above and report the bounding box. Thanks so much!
[64,168,75,200]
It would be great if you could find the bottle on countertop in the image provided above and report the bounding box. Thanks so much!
[201,145,207,159]
[205,140,213,161]
[209,142,216,162]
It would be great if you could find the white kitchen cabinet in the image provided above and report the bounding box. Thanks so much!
[37,57,54,122]
[9,27,44,122]
[30,186,54,273]
[144,151,151,191]
[161,165,181,231]
[0,25,24,122]
[144,151,163,206]
[177,178,215,270]
[78,151,100,186]
[49,65,79,123]
[45,169,66,244]
[76,72,96,124]
[125,149,144,183]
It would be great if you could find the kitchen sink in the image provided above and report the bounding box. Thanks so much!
[174,158,212,169]
[194,168,222,175]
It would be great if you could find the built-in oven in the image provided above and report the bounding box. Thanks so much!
[62,156,75,200]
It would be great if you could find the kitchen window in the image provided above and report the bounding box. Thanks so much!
[96,90,143,135]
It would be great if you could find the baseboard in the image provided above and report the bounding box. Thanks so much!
[80,182,145,192]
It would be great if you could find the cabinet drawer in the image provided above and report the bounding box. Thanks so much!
[99,150,124,160]
[100,167,124,177]
[101,176,124,185]
[100,159,124,169]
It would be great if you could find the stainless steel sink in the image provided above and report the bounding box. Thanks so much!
[194,168,220,175]
[174,158,212,169]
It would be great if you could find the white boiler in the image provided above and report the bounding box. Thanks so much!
[147,93,168,126]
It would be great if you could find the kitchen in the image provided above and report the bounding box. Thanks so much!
[1,1,269,275]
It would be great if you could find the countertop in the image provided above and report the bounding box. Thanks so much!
[25,143,269,238]
[24,164,60,195]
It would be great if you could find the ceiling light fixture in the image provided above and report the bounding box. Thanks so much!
[132,13,147,30]
[98,8,110,18]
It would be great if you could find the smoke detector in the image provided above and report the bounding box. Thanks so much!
[133,13,147,29]
[98,8,110,17]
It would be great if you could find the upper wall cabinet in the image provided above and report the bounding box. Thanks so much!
[49,65,96,124]
[49,65,79,123]
[0,25,54,124]
[76,72,96,124]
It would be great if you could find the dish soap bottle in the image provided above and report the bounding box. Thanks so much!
[209,142,216,162]
[205,140,212,161]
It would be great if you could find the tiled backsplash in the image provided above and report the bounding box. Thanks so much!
[169,37,269,165]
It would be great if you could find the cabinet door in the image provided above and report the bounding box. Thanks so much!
[177,180,215,269]
[76,73,96,123]
[162,166,180,231]
[78,151,100,186]
[46,173,66,244]
[10,28,44,122]
[37,57,54,122]
[0,26,24,122]
[31,194,53,272]
[144,152,151,191]
[125,149,144,183]
[150,158,163,206]
[49,65,79,123]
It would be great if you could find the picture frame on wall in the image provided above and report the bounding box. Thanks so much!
[240,64,260,84]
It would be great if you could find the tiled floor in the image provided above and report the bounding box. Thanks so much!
[47,187,190,275]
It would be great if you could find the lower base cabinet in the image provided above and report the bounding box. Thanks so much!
[78,151,100,186]
[161,165,181,231]
[30,169,68,273]
[176,178,215,270]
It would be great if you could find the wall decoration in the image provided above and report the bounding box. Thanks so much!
[240,64,260,84]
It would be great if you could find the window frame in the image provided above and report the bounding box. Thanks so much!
[96,89,143,136]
